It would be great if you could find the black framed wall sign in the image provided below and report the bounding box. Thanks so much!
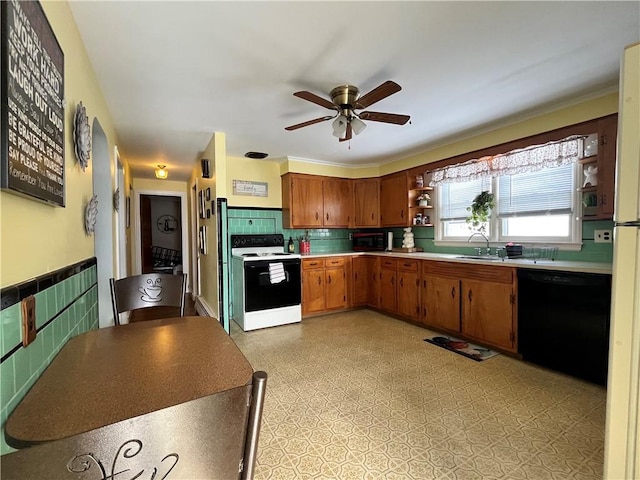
[1,0,65,206]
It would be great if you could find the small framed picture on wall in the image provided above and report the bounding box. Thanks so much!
[198,190,205,219]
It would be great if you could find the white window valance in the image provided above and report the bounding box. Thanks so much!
[429,136,582,186]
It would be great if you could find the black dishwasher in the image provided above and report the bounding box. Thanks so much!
[518,269,611,385]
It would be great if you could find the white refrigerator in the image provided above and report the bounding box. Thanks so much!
[604,42,640,480]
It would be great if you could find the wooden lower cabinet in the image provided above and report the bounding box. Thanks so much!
[421,275,460,332]
[379,259,397,313]
[367,256,379,308]
[461,279,515,350]
[325,264,347,310]
[351,256,369,307]
[397,260,420,319]
[302,260,325,315]
[422,260,517,352]
[378,258,420,319]
[302,257,347,316]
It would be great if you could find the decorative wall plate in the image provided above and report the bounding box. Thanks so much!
[74,102,92,171]
[157,214,178,234]
[85,194,98,235]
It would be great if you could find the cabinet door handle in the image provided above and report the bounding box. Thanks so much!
[355,273,358,280]
[328,275,332,284]
[317,277,321,285]
[401,210,404,219]
[391,277,395,286]
[451,287,456,299]
[315,212,319,221]
[371,213,374,220]
[400,277,404,287]
[326,213,329,221]
[403,263,411,267]
[468,289,472,302]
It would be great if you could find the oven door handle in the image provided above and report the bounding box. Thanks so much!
[258,271,289,285]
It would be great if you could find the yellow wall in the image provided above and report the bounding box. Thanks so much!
[196,134,221,316]
[0,1,119,288]
[280,157,380,179]
[132,178,188,194]
[227,157,282,208]
[379,92,619,175]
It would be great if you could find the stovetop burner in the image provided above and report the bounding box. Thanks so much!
[231,234,300,260]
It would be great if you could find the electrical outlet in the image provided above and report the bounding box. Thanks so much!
[349,233,353,240]
[21,295,37,347]
[594,229,612,243]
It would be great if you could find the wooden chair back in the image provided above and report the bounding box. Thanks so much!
[109,273,187,325]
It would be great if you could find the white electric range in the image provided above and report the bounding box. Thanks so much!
[231,234,301,331]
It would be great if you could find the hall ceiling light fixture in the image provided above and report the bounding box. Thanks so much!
[155,164,168,179]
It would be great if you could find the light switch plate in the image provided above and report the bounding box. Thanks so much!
[594,229,612,243]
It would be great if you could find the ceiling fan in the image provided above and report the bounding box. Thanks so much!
[284,80,410,142]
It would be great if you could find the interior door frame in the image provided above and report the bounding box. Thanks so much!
[133,189,190,290]
[114,147,127,279]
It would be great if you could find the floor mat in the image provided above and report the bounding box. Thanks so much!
[424,335,499,361]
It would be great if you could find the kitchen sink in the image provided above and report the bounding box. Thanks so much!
[455,255,503,261]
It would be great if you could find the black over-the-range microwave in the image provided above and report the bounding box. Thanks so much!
[352,232,385,251]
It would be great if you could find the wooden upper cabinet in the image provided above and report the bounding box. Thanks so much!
[353,178,380,227]
[380,173,409,227]
[323,178,352,227]
[282,173,352,228]
[597,115,617,219]
[282,174,324,228]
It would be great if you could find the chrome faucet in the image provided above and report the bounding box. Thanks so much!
[467,232,490,256]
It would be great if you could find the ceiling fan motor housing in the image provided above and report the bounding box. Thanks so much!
[330,85,360,109]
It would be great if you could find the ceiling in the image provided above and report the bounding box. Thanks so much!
[68,1,640,181]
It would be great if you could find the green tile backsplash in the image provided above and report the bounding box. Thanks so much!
[0,261,98,455]
[388,219,614,263]
[227,207,613,262]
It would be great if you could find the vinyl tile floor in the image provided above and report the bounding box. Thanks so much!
[230,310,606,480]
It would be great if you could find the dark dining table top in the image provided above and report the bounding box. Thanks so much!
[5,316,254,447]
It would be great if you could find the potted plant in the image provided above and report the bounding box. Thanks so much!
[417,193,431,207]
[466,190,494,232]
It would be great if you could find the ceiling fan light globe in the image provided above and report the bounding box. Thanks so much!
[351,117,367,135]
[332,115,347,137]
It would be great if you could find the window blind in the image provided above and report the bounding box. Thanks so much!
[497,163,574,218]
[439,178,491,221]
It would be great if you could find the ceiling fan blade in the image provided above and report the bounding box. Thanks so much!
[293,91,337,110]
[359,111,410,125]
[355,81,402,109]
[285,116,334,131]
[339,123,353,142]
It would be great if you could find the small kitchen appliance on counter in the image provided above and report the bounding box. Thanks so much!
[231,234,301,331]
[352,232,385,251]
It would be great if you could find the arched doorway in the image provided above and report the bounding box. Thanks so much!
[91,119,114,328]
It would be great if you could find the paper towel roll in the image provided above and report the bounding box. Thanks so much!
[387,231,393,251]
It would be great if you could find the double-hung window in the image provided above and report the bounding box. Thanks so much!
[434,136,582,247]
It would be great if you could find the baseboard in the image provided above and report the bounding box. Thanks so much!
[194,296,216,318]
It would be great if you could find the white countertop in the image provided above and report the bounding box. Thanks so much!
[300,251,612,275]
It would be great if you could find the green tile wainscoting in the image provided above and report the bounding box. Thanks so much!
[0,258,99,455]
